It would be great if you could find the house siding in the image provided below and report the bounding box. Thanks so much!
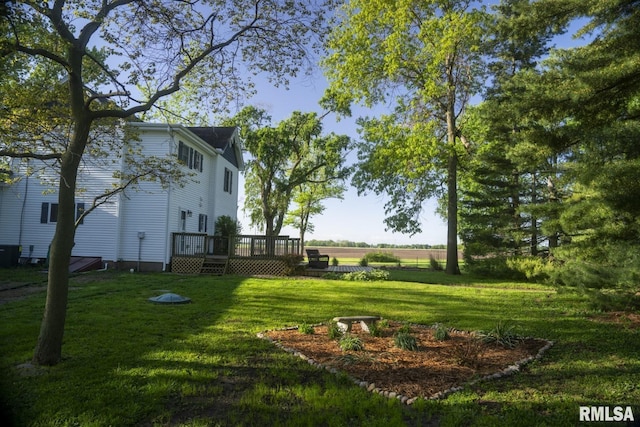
[0,123,241,268]
[0,155,120,261]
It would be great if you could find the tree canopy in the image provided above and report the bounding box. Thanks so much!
[228,106,350,238]
[322,0,489,274]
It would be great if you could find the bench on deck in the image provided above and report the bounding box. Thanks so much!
[333,316,381,333]
[306,249,330,269]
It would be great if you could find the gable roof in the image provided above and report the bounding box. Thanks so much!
[187,127,244,170]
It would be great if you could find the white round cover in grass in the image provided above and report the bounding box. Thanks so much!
[148,293,191,304]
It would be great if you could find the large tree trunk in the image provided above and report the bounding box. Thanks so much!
[32,50,89,365]
[445,152,460,275]
[445,77,460,275]
[32,133,86,365]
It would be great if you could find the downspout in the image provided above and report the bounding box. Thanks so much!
[114,136,127,268]
[163,125,174,271]
[18,160,29,248]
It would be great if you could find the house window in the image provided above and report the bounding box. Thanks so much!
[198,214,208,233]
[180,210,187,231]
[194,151,203,172]
[178,141,189,164]
[178,141,202,172]
[40,202,85,224]
[224,168,233,194]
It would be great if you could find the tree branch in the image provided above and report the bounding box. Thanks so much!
[0,150,62,160]
[92,4,262,120]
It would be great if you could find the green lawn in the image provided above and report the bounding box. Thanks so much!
[1,269,638,426]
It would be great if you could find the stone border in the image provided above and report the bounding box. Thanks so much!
[257,322,554,405]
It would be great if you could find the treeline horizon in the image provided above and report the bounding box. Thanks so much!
[305,239,447,249]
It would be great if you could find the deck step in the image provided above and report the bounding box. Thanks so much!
[200,259,227,275]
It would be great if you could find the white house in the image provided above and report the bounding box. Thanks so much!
[0,123,243,271]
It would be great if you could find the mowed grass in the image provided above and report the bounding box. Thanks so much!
[0,269,639,426]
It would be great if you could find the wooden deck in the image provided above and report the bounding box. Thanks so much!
[304,265,374,277]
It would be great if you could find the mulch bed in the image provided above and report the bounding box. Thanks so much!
[261,321,552,403]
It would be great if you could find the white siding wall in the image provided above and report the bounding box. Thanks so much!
[0,154,120,260]
[211,155,240,224]
[167,134,216,261]
[117,129,171,265]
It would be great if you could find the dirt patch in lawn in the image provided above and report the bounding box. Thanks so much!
[0,282,47,305]
[263,321,550,402]
[590,311,640,329]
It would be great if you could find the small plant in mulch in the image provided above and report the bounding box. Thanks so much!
[327,320,343,339]
[434,323,450,341]
[333,353,377,367]
[477,321,521,348]
[339,333,364,351]
[452,338,486,369]
[298,322,315,335]
[394,331,418,351]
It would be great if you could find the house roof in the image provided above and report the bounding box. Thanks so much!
[187,126,244,170]
[187,127,237,151]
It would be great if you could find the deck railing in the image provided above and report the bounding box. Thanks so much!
[171,233,301,258]
[231,235,301,258]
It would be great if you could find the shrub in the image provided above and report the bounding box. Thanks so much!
[358,257,369,267]
[364,251,401,263]
[339,333,364,351]
[394,331,418,351]
[322,269,390,282]
[281,254,305,276]
[331,257,339,266]
[477,321,521,348]
[341,270,390,281]
[506,256,550,282]
[434,323,450,341]
[327,321,343,339]
[429,256,444,271]
[213,215,242,237]
[298,323,315,335]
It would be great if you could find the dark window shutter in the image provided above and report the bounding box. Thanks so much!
[40,203,49,223]
[49,203,58,223]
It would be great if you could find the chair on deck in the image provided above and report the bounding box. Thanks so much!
[306,249,330,269]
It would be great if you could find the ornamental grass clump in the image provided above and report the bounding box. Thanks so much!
[298,322,315,335]
[477,321,521,348]
[434,323,450,341]
[394,331,418,351]
[339,333,364,351]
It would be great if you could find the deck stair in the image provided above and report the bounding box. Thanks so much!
[200,257,227,275]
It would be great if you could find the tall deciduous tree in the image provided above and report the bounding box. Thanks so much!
[285,177,345,250]
[322,0,488,274]
[231,106,350,238]
[0,0,329,366]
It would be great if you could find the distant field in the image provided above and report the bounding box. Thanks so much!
[305,246,462,262]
